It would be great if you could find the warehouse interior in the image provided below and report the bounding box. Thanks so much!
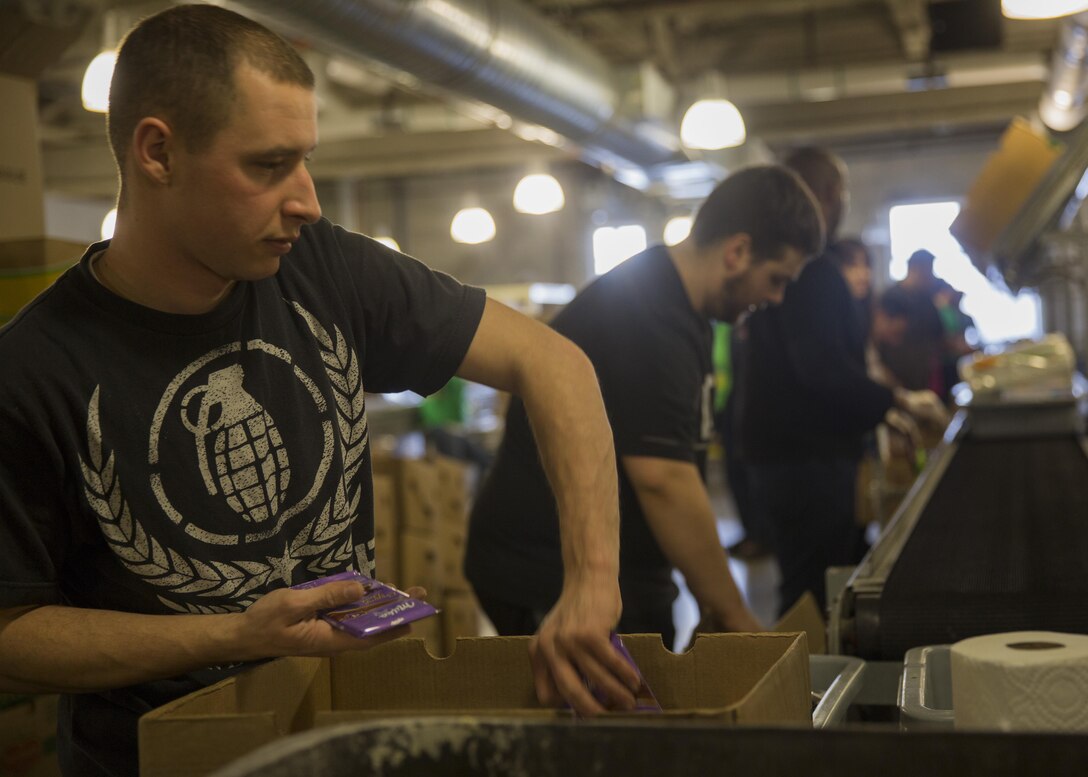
[4,0,1088,774]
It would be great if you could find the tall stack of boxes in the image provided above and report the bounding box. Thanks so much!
[0,13,86,324]
[0,16,89,777]
[371,453,485,654]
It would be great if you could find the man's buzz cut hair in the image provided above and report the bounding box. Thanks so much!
[107,4,314,171]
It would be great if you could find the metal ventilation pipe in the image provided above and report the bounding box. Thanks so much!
[236,0,686,170]
[1039,13,1088,132]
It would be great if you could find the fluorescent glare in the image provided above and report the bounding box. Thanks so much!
[593,225,647,275]
[513,174,565,215]
[1002,0,1088,18]
[82,51,116,113]
[664,216,693,246]
[680,99,746,150]
[101,208,117,240]
[451,207,496,244]
[374,236,401,251]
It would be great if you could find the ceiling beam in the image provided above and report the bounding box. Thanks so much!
[742,80,1042,143]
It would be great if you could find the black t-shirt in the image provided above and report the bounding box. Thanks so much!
[0,219,485,776]
[740,255,894,464]
[465,245,714,611]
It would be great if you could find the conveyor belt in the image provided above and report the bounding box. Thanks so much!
[876,434,1088,659]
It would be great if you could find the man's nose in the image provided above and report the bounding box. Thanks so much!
[284,166,322,224]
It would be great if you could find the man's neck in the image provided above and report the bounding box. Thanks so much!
[97,228,235,315]
[666,242,709,318]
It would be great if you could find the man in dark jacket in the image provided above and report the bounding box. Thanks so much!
[739,148,945,614]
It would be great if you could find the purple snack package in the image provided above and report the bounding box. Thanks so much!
[291,571,438,638]
[579,633,662,714]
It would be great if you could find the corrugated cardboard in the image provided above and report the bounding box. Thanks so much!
[140,632,810,777]
[371,473,398,584]
[438,520,470,591]
[0,74,45,241]
[398,529,443,595]
[0,238,83,323]
[372,456,440,533]
[0,694,60,777]
[775,592,827,655]
[442,590,483,652]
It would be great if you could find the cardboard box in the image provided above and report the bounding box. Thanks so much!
[0,74,45,241]
[140,632,810,776]
[442,590,484,652]
[398,529,443,595]
[0,239,83,324]
[434,455,476,525]
[0,694,60,777]
[438,520,470,592]
[371,473,398,584]
[775,592,827,655]
[372,456,440,534]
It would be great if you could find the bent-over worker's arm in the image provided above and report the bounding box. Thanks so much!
[623,455,762,633]
[0,582,414,694]
[456,297,640,713]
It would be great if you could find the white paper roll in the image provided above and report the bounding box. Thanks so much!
[951,631,1088,731]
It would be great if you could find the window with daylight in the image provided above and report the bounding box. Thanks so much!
[888,200,1042,345]
[593,225,647,276]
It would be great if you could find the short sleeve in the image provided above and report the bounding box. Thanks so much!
[595,320,705,463]
[321,224,487,396]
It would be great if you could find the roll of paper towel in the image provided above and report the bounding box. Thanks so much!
[951,631,1088,731]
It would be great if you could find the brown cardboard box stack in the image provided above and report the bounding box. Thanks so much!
[139,631,812,777]
[0,69,84,325]
[0,694,59,777]
[371,453,485,655]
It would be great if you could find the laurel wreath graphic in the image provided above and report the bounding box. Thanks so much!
[79,303,372,614]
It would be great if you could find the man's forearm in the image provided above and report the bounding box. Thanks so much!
[518,338,620,584]
[628,460,750,623]
[0,577,389,694]
[0,604,245,694]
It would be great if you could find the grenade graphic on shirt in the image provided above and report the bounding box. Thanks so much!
[181,365,291,525]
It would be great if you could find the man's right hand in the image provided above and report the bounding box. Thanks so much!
[895,388,949,427]
[234,581,414,660]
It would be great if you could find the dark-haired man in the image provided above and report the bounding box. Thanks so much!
[0,6,641,775]
[465,165,826,649]
[739,148,946,616]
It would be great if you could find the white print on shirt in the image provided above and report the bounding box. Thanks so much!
[700,373,715,442]
[78,302,375,614]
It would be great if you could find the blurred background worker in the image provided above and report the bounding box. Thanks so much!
[878,249,948,397]
[465,165,825,650]
[737,148,947,616]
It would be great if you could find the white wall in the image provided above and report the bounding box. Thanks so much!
[44,193,114,243]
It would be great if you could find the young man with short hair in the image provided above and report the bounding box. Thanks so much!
[465,165,826,648]
[0,6,640,775]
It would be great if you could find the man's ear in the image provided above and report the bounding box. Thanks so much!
[130,117,174,186]
[721,233,753,276]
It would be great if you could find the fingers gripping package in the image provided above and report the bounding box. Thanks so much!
[292,571,438,638]
[583,633,662,713]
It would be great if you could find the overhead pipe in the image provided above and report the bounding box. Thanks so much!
[1039,13,1088,132]
[236,0,687,170]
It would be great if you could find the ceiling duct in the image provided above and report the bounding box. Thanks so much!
[235,0,687,172]
[1038,13,1088,132]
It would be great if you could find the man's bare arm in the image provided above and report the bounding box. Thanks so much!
[457,298,639,713]
[624,455,762,632]
[0,581,407,694]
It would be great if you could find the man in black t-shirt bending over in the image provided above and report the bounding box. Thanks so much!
[0,7,643,775]
[466,166,824,648]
